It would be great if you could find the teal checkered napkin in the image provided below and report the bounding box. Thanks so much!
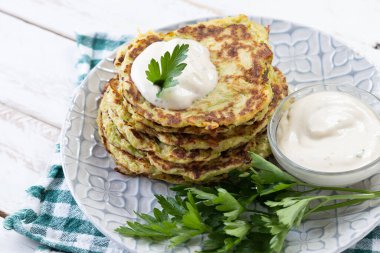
[346,234,380,253]
[75,33,131,84]
[2,33,380,253]
[2,146,125,253]
[3,145,126,253]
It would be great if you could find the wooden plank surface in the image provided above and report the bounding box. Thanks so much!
[0,0,379,47]
[0,10,68,218]
[0,0,218,39]
[0,103,60,214]
[0,12,76,128]
[0,0,379,67]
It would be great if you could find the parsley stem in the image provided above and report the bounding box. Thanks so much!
[304,199,330,217]
[329,192,380,199]
[244,209,269,215]
[297,183,374,194]
[312,199,366,213]
[303,192,380,218]
[301,192,380,201]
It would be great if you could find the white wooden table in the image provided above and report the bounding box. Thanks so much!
[0,0,379,251]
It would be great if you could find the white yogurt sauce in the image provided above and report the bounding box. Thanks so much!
[130,38,218,110]
[277,91,380,172]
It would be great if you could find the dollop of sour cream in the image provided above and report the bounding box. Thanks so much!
[277,91,380,172]
[131,38,218,110]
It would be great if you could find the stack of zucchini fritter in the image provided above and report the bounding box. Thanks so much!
[97,15,287,183]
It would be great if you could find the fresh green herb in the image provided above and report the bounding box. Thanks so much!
[145,44,189,97]
[116,191,209,247]
[116,152,380,252]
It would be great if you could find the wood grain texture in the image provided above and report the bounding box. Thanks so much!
[0,143,40,214]
[0,0,379,46]
[0,0,218,39]
[0,0,378,67]
[0,217,38,252]
[0,12,77,128]
[0,103,59,213]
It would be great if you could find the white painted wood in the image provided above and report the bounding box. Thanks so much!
[187,0,380,68]
[0,103,60,214]
[0,144,40,214]
[0,0,378,67]
[0,0,218,39]
[186,0,380,47]
[0,12,77,128]
[0,0,378,47]
[0,217,37,252]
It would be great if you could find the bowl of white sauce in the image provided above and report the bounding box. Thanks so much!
[268,84,380,186]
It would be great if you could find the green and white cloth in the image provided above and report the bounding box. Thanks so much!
[3,144,126,253]
[3,33,380,253]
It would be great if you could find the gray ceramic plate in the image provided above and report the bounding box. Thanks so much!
[61,16,380,253]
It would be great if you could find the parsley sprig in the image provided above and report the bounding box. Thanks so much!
[116,192,208,247]
[116,153,380,252]
[145,44,189,97]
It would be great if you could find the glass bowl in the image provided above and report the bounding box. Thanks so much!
[268,84,380,186]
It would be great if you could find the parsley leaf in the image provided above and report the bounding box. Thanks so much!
[155,194,186,218]
[182,192,208,231]
[145,43,189,97]
[249,152,299,185]
[201,232,227,252]
[189,188,244,221]
[116,192,208,247]
[249,152,300,196]
[234,233,273,253]
[224,220,250,238]
[214,189,244,221]
[115,209,176,239]
[266,197,314,228]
